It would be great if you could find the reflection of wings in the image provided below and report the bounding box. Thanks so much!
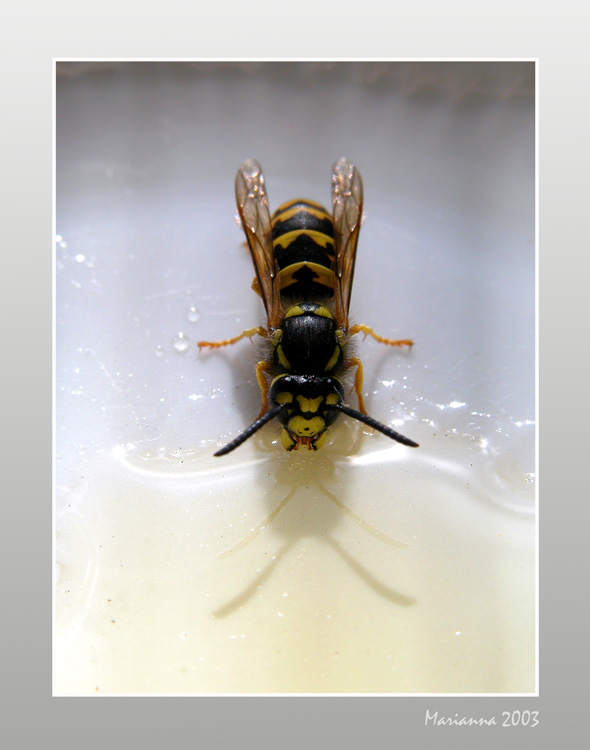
[331,157,364,329]
[235,160,282,328]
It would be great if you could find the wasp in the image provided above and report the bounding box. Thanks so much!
[198,158,419,456]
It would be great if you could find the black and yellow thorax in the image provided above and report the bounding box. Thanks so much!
[270,302,345,376]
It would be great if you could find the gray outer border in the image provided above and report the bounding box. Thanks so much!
[5,0,585,747]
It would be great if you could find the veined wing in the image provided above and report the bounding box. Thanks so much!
[331,157,363,329]
[235,159,282,328]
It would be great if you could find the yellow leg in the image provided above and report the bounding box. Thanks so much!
[349,324,413,348]
[198,326,267,350]
[346,357,368,415]
[255,360,273,417]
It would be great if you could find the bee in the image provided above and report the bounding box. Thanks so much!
[198,158,419,456]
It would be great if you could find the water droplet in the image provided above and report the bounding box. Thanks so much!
[154,345,164,358]
[187,306,200,323]
[75,253,85,263]
[172,332,189,353]
[449,400,466,409]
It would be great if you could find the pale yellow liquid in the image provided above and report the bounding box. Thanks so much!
[55,423,535,694]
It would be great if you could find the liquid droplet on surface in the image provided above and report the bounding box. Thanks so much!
[154,345,164,358]
[187,306,200,323]
[172,332,189,353]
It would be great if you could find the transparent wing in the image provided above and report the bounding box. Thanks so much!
[331,157,363,329]
[235,159,282,328]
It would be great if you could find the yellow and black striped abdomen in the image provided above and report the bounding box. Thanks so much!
[271,199,336,299]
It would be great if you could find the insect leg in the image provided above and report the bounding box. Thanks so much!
[349,324,413,348]
[198,326,267,349]
[255,360,273,417]
[345,356,368,415]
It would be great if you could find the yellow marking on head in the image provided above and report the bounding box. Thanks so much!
[324,345,341,373]
[274,391,293,404]
[288,415,325,437]
[325,393,340,406]
[296,395,323,413]
[273,230,334,250]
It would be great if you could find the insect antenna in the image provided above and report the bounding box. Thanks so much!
[327,403,419,448]
[214,403,286,456]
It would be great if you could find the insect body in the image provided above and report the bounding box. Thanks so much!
[198,159,418,456]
